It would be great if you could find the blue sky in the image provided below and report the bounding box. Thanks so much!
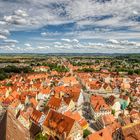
[0,0,140,53]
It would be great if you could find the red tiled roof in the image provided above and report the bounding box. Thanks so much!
[40,88,50,94]
[88,81,102,90]
[30,97,38,108]
[20,107,33,120]
[87,127,113,140]
[64,110,88,128]
[47,96,61,110]
[30,109,43,124]
[90,95,110,112]
[122,122,140,140]
[9,99,21,108]
[101,114,115,126]
[43,110,75,136]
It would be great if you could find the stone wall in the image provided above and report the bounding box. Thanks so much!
[0,109,41,140]
[0,110,6,140]
[6,110,31,140]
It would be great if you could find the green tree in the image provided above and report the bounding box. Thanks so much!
[83,129,92,138]
[5,82,13,86]
[0,70,8,80]
[111,109,115,115]
[128,70,134,75]
[35,133,47,140]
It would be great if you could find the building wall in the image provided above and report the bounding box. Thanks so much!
[68,122,83,140]
[6,110,31,140]
[0,110,6,140]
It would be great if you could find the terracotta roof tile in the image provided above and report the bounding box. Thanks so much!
[30,97,38,108]
[47,96,61,110]
[64,111,88,129]
[122,122,140,140]
[101,114,115,126]
[87,127,113,140]
[40,88,51,94]
[43,110,75,136]
[9,99,21,108]
[90,95,110,112]
[30,109,43,124]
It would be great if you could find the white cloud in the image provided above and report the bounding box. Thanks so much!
[37,46,50,49]
[0,44,15,51]
[41,32,47,37]
[54,42,61,45]
[0,35,7,40]
[61,38,71,42]
[4,39,19,44]
[107,39,120,44]
[24,43,31,47]
[72,39,79,43]
[37,46,46,49]
[61,38,79,43]
[0,0,139,31]
[119,40,138,46]
[4,15,27,25]
[0,29,10,36]
[86,38,140,52]
[107,39,140,47]
[88,42,104,47]
[0,0,140,53]
[133,10,138,15]
[72,30,140,40]
[3,9,30,28]
[54,44,72,50]
[14,9,28,17]
[0,21,6,25]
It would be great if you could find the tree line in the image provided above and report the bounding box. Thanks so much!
[0,65,33,80]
